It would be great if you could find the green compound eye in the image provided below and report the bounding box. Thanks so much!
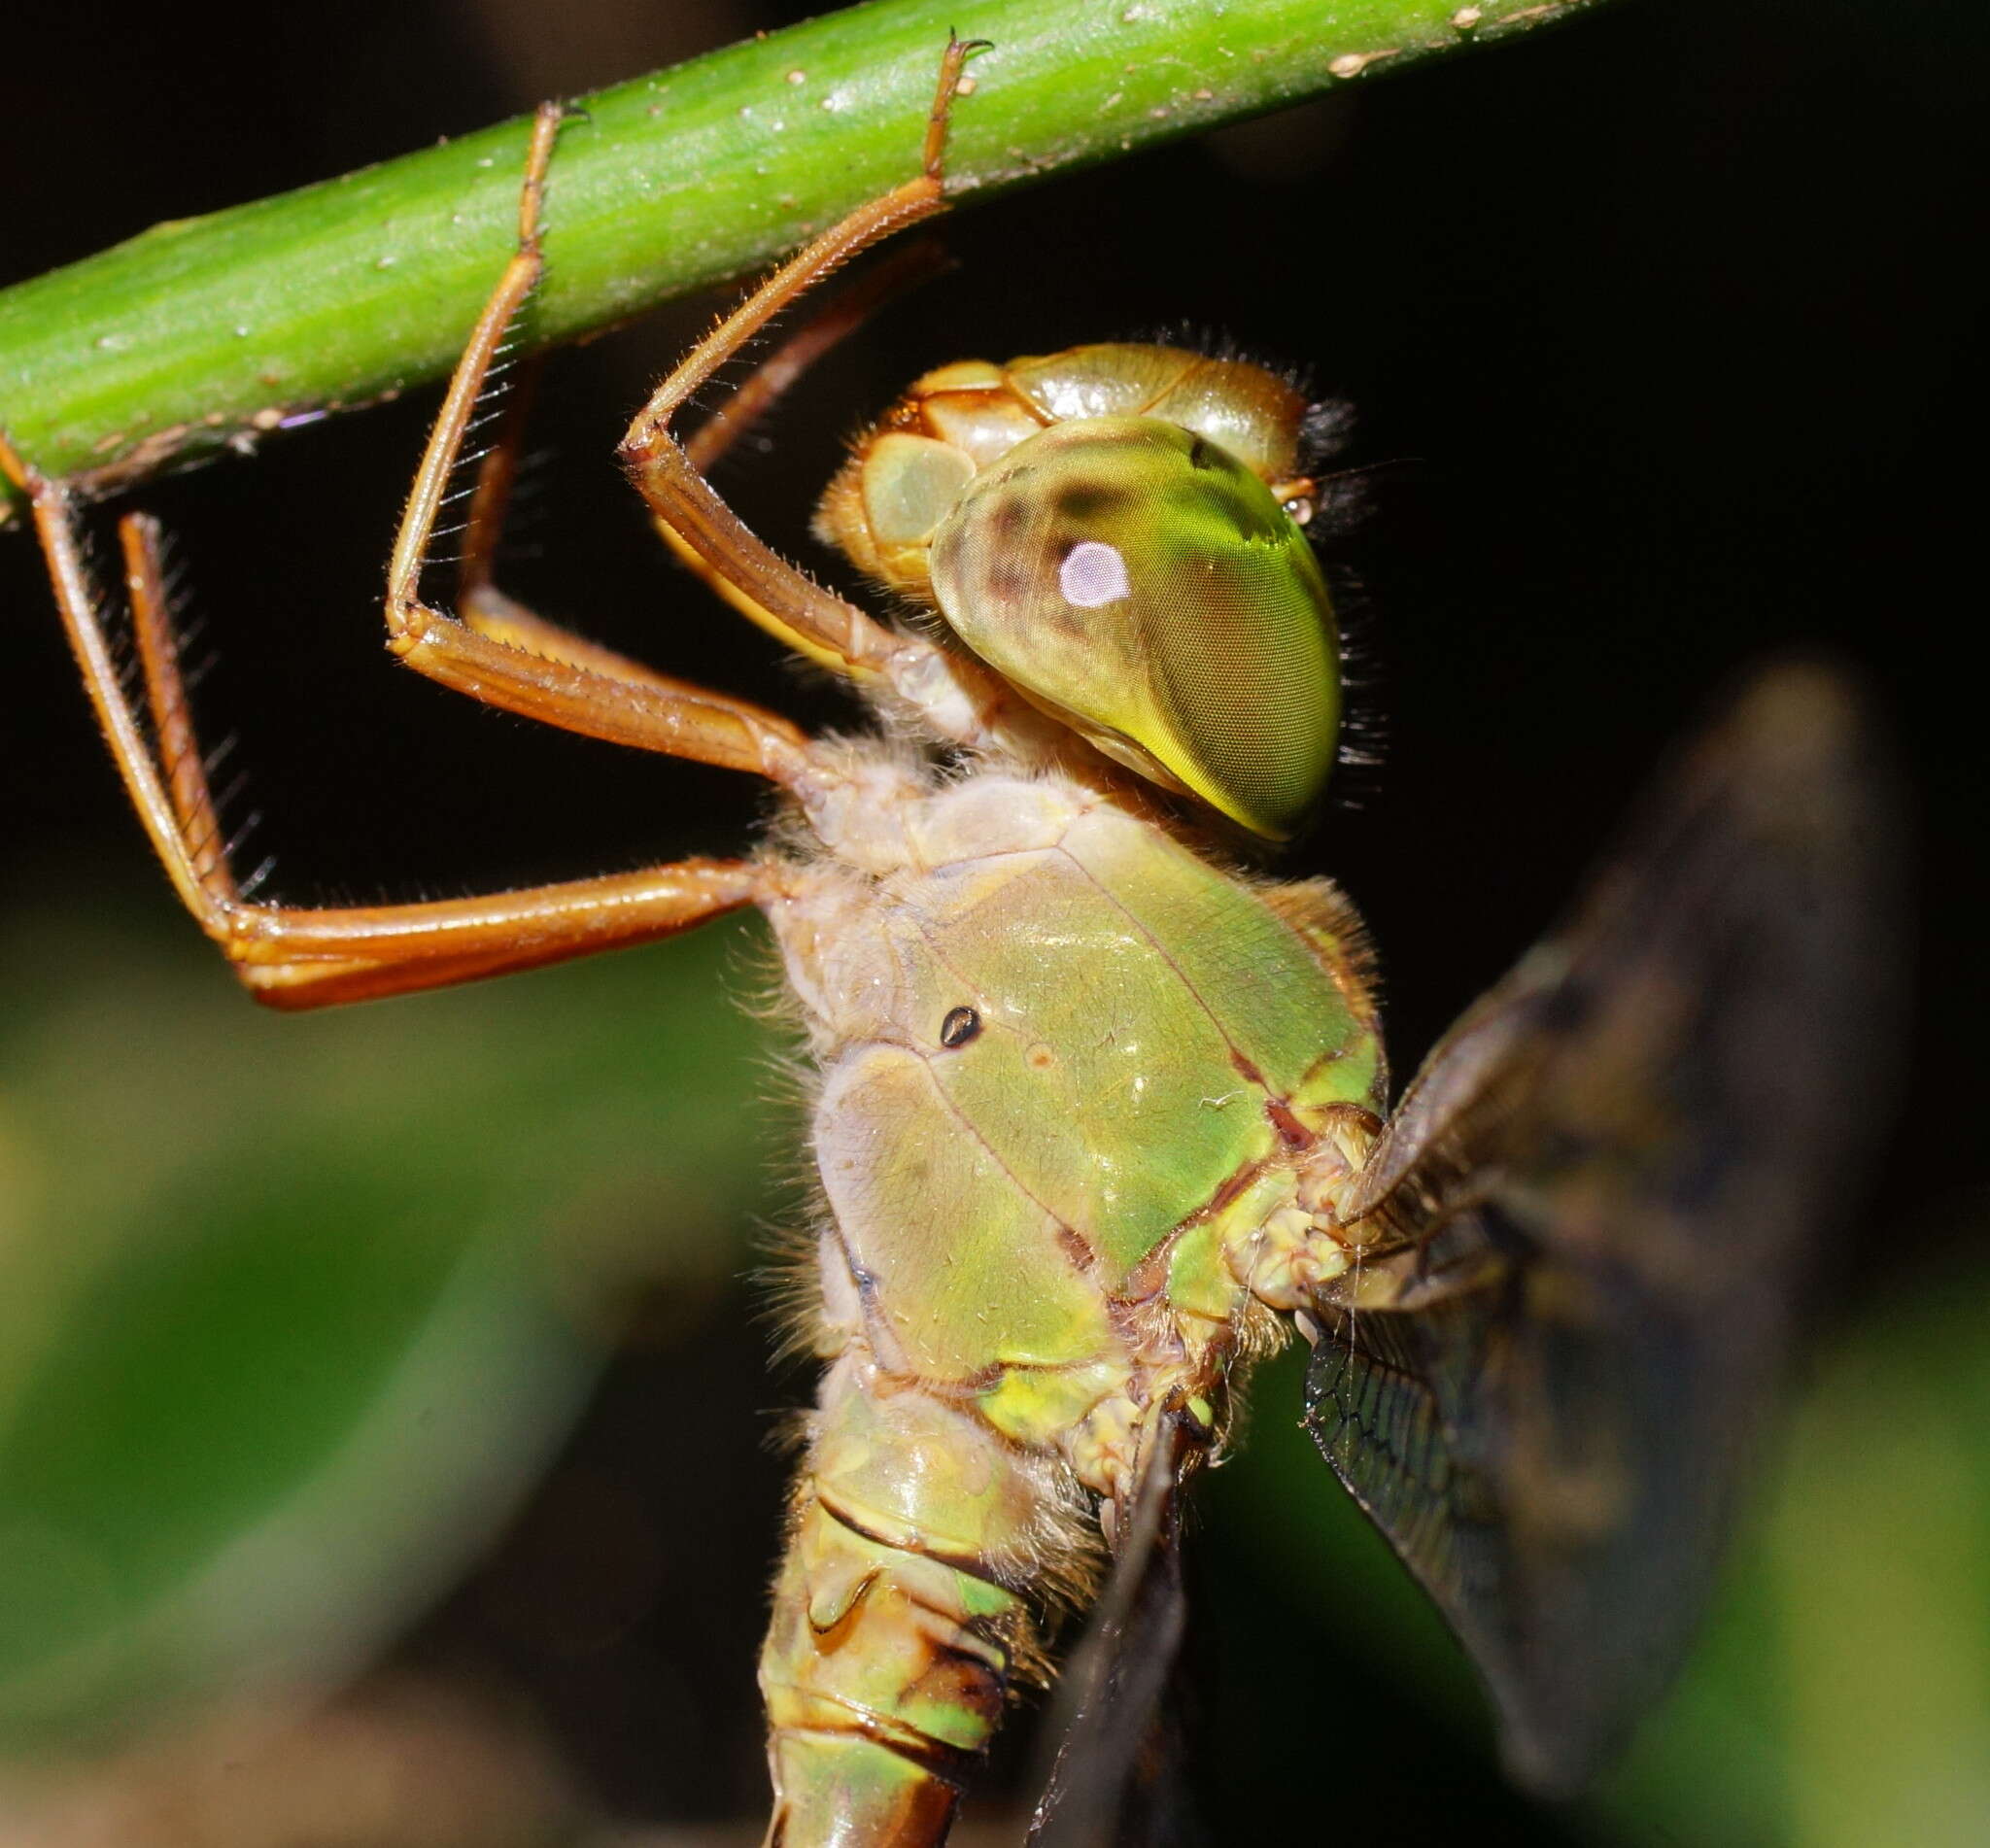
[927,415,1339,840]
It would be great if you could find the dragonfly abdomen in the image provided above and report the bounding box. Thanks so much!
[760,1353,1081,1847]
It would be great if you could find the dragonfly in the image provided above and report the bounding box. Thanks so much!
[1,37,1897,1848]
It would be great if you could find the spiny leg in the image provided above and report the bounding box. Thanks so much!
[681,239,955,477]
[125,514,233,897]
[618,36,985,682]
[637,240,958,676]
[0,434,762,1010]
[2,439,217,927]
[447,345,757,702]
[403,99,901,713]
[384,101,815,788]
[444,339,609,670]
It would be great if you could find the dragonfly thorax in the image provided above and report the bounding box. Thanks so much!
[764,762,1384,1466]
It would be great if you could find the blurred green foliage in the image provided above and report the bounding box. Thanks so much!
[0,901,773,1757]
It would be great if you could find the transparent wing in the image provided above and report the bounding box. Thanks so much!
[1303,662,1904,1794]
[1027,1411,1205,1848]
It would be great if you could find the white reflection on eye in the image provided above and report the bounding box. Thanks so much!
[1059,540,1131,609]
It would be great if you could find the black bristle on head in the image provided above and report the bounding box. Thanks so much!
[1308,467,1374,538]
[1326,568,1389,819]
[1300,398,1357,468]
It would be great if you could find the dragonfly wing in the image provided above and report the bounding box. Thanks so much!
[1304,661,1903,1794]
[1028,1411,1205,1848]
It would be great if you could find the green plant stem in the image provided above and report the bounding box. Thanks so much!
[0,0,1600,525]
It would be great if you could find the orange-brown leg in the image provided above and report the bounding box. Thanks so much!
[679,239,955,478]
[383,101,815,786]
[1,433,760,1011]
[444,345,757,702]
[440,239,957,696]
[618,36,984,679]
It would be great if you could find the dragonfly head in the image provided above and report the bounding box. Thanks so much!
[813,343,1341,840]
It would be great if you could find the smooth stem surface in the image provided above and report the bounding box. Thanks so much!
[0,0,1602,525]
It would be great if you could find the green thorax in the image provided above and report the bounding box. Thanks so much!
[780,772,1381,1404]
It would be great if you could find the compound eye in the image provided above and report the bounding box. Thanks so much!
[927,417,1339,839]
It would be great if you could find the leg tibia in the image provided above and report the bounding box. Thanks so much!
[760,1358,1077,1846]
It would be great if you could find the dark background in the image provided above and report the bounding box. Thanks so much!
[3,0,1982,1839]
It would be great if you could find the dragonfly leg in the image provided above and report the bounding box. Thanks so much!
[443,347,786,710]
[681,240,955,480]
[213,863,762,1010]
[0,433,761,1010]
[443,344,655,677]
[385,102,818,786]
[618,36,983,682]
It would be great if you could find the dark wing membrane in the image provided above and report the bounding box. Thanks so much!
[1304,662,1903,1795]
[1305,1218,1514,1645]
[1028,1412,1205,1848]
